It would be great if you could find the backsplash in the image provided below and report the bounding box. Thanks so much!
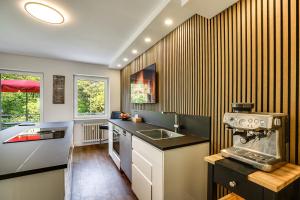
[132,110,210,139]
[132,110,174,130]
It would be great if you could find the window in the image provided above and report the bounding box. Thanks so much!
[0,70,43,130]
[74,75,109,119]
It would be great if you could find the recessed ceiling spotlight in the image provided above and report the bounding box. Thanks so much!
[24,2,65,24]
[164,18,173,26]
[132,49,138,54]
[123,58,128,62]
[117,64,121,67]
[144,37,152,43]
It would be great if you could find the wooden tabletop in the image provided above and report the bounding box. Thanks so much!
[219,193,244,200]
[248,163,300,192]
[204,154,300,193]
[204,153,224,165]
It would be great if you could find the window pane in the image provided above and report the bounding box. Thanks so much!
[0,72,41,130]
[77,78,106,116]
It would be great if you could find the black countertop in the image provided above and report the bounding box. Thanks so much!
[108,119,209,150]
[0,121,73,180]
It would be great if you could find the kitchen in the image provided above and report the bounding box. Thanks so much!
[0,0,300,200]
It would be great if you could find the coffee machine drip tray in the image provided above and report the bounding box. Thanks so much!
[221,147,285,172]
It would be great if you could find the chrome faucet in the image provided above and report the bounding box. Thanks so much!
[161,111,180,133]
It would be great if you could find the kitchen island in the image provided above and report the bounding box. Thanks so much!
[0,121,73,200]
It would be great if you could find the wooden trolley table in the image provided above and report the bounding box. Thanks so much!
[204,154,300,200]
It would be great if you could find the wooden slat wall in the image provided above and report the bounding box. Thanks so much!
[121,0,300,166]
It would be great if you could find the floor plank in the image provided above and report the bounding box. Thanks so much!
[71,144,137,200]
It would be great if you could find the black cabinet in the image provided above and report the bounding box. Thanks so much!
[207,158,300,200]
[214,162,263,199]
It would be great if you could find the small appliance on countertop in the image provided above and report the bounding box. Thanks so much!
[221,103,289,172]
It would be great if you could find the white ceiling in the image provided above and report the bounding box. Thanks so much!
[111,0,238,68]
[0,0,238,68]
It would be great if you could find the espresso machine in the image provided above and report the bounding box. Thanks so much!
[221,103,289,172]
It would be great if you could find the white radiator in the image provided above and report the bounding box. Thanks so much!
[82,123,106,144]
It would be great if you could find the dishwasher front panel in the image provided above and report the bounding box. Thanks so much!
[120,130,132,181]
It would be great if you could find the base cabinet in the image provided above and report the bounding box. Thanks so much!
[132,136,209,200]
[132,164,152,200]
[0,169,66,200]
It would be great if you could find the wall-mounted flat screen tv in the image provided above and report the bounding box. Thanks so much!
[130,64,157,104]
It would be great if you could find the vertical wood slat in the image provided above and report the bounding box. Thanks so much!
[217,13,222,151]
[298,0,300,163]
[228,7,233,147]
[282,0,291,162]
[246,0,251,103]
[224,10,229,148]
[257,0,262,112]
[275,0,282,113]
[221,12,225,150]
[269,0,274,112]
[263,0,269,111]
[290,0,297,164]
[233,5,237,104]
[210,18,214,153]
[237,2,242,103]
[213,17,218,154]
[120,0,300,169]
[241,0,246,102]
[201,16,204,115]
[251,0,257,109]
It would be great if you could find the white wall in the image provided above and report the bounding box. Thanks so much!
[0,52,120,122]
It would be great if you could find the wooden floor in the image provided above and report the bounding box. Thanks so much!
[71,144,137,200]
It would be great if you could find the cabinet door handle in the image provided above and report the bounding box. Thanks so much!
[229,181,237,188]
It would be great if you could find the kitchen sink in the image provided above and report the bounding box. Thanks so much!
[136,129,184,140]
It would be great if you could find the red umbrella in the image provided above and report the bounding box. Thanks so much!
[1,80,40,93]
[0,80,40,123]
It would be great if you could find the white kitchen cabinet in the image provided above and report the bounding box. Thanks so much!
[132,136,163,200]
[132,135,209,200]
[0,169,65,200]
[132,164,152,200]
[0,148,73,200]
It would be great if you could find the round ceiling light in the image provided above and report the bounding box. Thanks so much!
[164,18,173,26]
[24,2,64,24]
[144,37,152,43]
[132,49,138,54]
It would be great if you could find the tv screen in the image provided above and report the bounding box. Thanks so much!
[130,64,157,104]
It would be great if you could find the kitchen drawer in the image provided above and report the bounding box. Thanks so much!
[214,163,263,200]
[132,136,163,200]
[132,149,152,181]
[132,136,162,166]
[132,164,152,200]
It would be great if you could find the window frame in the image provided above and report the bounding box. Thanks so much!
[0,69,44,123]
[73,74,110,120]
